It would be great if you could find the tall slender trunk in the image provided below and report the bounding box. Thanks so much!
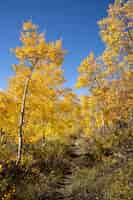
[16,59,38,165]
[16,75,31,165]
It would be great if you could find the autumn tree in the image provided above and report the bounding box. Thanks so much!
[76,0,133,136]
[8,21,65,164]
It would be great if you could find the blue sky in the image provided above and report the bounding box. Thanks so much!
[0,0,114,91]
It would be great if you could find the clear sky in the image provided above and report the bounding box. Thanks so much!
[0,0,114,91]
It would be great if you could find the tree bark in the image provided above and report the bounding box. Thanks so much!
[16,75,31,165]
[16,59,38,165]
